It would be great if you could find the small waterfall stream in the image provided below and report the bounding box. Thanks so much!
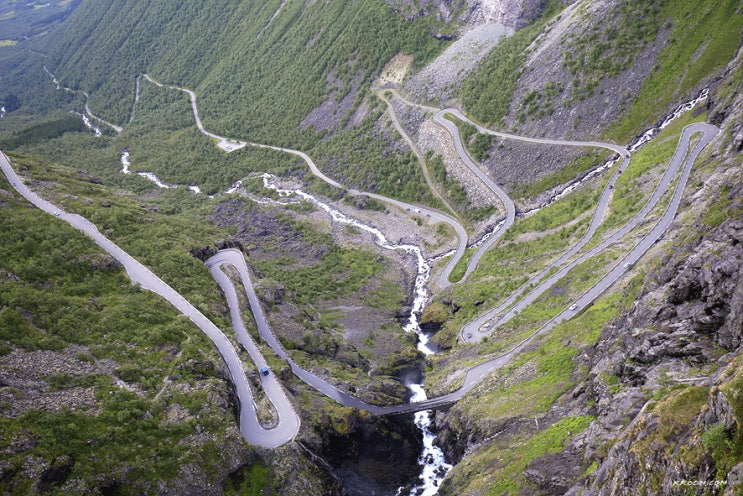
[255,174,452,493]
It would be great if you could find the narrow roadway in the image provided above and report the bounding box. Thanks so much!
[376,90,463,224]
[0,152,299,448]
[378,91,629,289]
[461,123,715,342]
[145,75,470,290]
[8,74,719,438]
[130,76,719,410]
[201,113,715,412]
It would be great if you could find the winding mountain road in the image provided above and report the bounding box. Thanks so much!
[0,152,298,448]
[145,75,470,285]
[380,90,631,288]
[135,77,718,410]
[131,75,717,408]
[6,72,719,447]
[189,115,716,413]
[460,122,716,342]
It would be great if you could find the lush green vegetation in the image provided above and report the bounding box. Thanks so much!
[445,116,493,162]
[478,416,594,495]
[562,0,662,103]
[510,149,612,199]
[458,0,565,127]
[605,0,743,141]
[445,181,597,292]
[481,247,635,353]
[225,460,274,496]
[3,44,447,208]
[0,148,420,488]
[438,273,644,494]
[310,105,439,205]
[0,112,87,149]
[702,180,743,230]
[252,234,384,306]
[43,0,452,146]
[6,78,305,196]
[0,155,252,492]
[0,0,738,491]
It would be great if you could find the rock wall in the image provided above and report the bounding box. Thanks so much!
[462,0,548,28]
[388,0,556,28]
[434,38,743,496]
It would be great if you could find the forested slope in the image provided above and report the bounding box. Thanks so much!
[45,0,454,146]
[2,0,743,494]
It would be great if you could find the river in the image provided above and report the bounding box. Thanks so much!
[253,174,452,494]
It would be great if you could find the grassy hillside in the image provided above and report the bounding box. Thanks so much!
[460,0,743,142]
[0,150,421,492]
[0,154,256,493]
[1,0,741,492]
[605,0,743,141]
[44,0,452,146]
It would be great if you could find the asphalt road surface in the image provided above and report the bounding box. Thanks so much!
[0,152,299,448]
[2,76,718,442]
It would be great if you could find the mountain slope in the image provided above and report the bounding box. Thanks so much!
[44,0,454,145]
[0,0,742,494]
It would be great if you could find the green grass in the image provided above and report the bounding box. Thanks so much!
[225,460,274,496]
[476,247,635,356]
[485,416,594,495]
[605,0,743,142]
[428,261,645,396]
[0,155,255,493]
[702,184,737,228]
[434,270,644,494]
[443,114,493,161]
[510,149,613,199]
[596,109,703,237]
[442,186,597,324]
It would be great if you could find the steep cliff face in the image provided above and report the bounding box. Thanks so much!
[498,0,666,139]
[387,0,548,28]
[462,0,549,28]
[562,203,743,495]
[435,45,743,495]
[554,77,743,493]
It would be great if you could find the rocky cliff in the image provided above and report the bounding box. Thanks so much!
[434,42,743,495]
[388,0,551,28]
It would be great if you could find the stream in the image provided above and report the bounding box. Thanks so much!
[521,87,710,217]
[252,174,452,494]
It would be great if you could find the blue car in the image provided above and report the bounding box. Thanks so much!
[260,367,269,376]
